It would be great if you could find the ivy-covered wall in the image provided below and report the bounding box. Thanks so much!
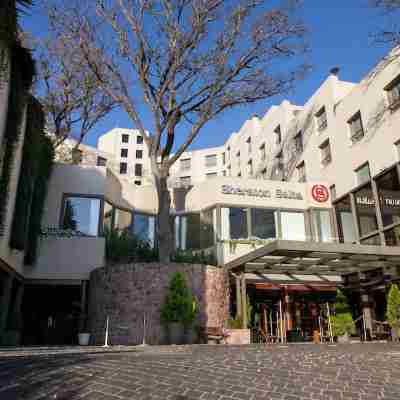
[10,97,54,264]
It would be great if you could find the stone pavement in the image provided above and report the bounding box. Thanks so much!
[0,343,400,400]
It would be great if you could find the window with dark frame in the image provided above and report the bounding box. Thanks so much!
[355,162,370,186]
[137,135,144,144]
[180,158,191,171]
[97,156,107,166]
[330,185,336,201]
[205,154,217,167]
[384,74,400,111]
[248,159,253,176]
[294,130,303,153]
[222,152,226,165]
[136,150,143,159]
[348,111,364,143]
[259,143,266,160]
[120,148,128,158]
[315,106,328,131]
[297,161,306,182]
[120,162,128,174]
[246,137,252,154]
[319,139,332,166]
[274,125,282,144]
[121,134,129,143]
[135,163,143,177]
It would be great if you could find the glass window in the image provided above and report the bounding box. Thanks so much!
[205,154,217,167]
[335,196,356,243]
[135,163,143,177]
[354,184,378,237]
[330,185,336,201]
[385,226,400,246]
[250,209,277,240]
[103,201,113,231]
[348,111,364,143]
[62,196,101,236]
[355,162,370,186]
[376,167,400,227]
[297,162,306,183]
[259,143,266,161]
[180,158,191,171]
[137,136,143,144]
[360,234,381,246]
[247,137,252,154]
[316,106,327,131]
[280,212,306,241]
[180,214,201,250]
[97,156,107,166]
[294,131,303,153]
[134,214,155,247]
[114,208,132,231]
[136,150,143,159]
[312,210,332,242]
[385,74,400,109]
[120,162,127,174]
[121,134,129,143]
[221,208,248,240]
[320,139,331,166]
[121,148,128,158]
[201,209,215,248]
[274,125,282,144]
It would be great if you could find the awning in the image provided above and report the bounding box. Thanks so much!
[224,240,400,278]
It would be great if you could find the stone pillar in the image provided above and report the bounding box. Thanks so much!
[0,274,13,335]
[235,275,242,318]
[241,274,247,329]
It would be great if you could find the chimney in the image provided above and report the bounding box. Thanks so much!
[330,67,340,76]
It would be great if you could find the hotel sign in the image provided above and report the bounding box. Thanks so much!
[221,185,303,200]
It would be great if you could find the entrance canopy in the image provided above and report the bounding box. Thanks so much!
[224,240,400,278]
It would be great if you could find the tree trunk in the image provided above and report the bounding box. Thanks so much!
[155,174,173,263]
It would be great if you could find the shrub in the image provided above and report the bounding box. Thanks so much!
[387,283,400,329]
[171,249,217,266]
[331,289,356,337]
[160,272,197,327]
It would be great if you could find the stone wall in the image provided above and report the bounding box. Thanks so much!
[88,263,230,345]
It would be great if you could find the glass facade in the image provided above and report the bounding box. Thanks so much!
[114,208,132,231]
[376,168,400,227]
[354,184,378,237]
[250,209,277,240]
[281,212,306,241]
[335,196,356,243]
[312,210,332,242]
[385,226,400,246]
[134,213,155,247]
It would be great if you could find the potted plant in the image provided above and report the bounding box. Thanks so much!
[331,290,356,343]
[183,297,198,344]
[387,283,400,342]
[77,310,91,346]
[160,272,194,345]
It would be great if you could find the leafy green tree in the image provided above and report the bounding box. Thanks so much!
[387,283,400,330]
[331,289,356,337]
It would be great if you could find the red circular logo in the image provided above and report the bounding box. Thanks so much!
[311,184,329,203]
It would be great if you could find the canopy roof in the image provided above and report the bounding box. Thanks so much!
[224,240,400,277]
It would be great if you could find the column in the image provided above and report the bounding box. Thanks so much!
[361,291,373,340]
[0,274,13,335]
[235,275,242,318]
[241,274,247,329]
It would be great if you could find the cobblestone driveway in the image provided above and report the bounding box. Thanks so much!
[1,344,400,400]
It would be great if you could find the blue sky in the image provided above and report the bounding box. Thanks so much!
[21,1,393,150]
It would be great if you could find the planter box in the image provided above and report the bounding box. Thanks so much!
[225,329,250,345]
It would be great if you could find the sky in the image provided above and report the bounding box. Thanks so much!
[21,1,393,151]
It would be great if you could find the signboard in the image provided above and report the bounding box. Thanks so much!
[221,185,303,200]
[311,184,329,203]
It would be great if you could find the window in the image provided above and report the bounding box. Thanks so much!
[221,208,248,239]
[136,150,143,159]
[222,152,226,165]
[384,74,400,111]
[120,148,128,158]
[274,125,282,144]
[61,196,101,236]
[280,212,306,241]
[248,160,253,176]
[335,196,356,243]
[247,137,252,154]
[250,209,277,239]
[355,162,370,186]
[319,139,331,166]
[354,183,378,237]
[294,131,303,153]
[135,163,143,177]
[200,209,215,248]
[206,172,217,179]
[348,111,364,143]
[385,225,400,246]
[376,167,400,227]
[315,106,327,131]
[114,208,132,231]
[97,156,107,166]
[180,158,191,171]
[259,143,266,161]
[134,214,155,247]
[297,161,306,182]
[120,162,128,174]
[134,180,141,186]
[177,214,201,250]
[103,201,113,231]
[180,176,191,186]
[121,134,129,143]
[205,154,217,167]
[330,185,336,201]
[312,210,332,242]
[137,136,143,144]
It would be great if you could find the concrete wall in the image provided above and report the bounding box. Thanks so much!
[89,263,230,345]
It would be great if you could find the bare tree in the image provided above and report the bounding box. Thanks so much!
[370,0,400,44]
[35,30,116,152]
[47,0,309,261]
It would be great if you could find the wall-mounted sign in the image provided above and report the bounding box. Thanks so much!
[311,184,329,203]
[221,185,303,200]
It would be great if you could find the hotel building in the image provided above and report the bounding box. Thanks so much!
[1,45,400,345]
